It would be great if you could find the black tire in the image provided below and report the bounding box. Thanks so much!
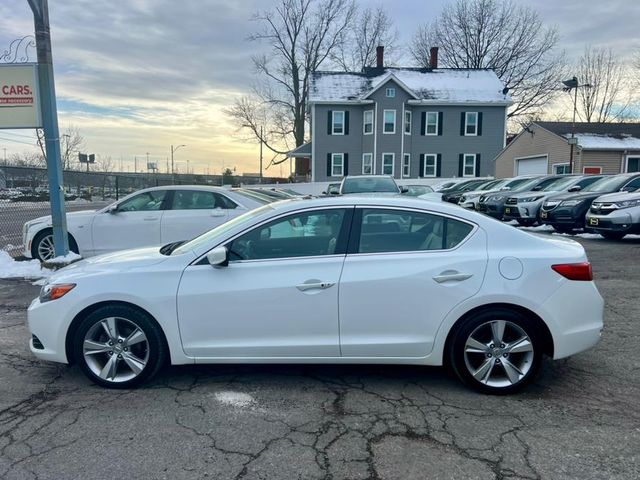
[449,309,543,395]
[516,219,536,227]
[31,229,79,261]
[600,231,626,240]
[73,304,167,389]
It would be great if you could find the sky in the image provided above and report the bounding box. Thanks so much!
[0,0,638,175]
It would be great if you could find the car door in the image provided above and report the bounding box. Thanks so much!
[176,207,352,358]
[160,190,241,244]
[338,207,488,358]
[90,189,168,255]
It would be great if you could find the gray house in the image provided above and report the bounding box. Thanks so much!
[306,47,512,182]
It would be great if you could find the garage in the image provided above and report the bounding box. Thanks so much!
[515,155,548,175]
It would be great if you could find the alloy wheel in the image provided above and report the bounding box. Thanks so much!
[37,234,56,261]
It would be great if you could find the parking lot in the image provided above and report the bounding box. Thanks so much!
[0,234,638,479]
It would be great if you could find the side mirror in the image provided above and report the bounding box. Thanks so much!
[206,246,229,267]
[568,185,582,192]
[500,186,511,191]
[399,185,409,193]
[107,205,119,214]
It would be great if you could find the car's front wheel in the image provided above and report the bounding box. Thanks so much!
[600,231,626,240]
[73,304,167,389]
[449,309,543,394]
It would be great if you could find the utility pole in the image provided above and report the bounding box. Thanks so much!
[27,0,69,257]
[171,144,186,175]
[134,156,137,173]
[259,125,263,184]
[562,76,591,174]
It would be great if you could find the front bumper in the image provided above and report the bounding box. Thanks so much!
[539,205,583,227]
[585,211,640,234]
[503,201,541,221]
[477,201,506,219]
[27,296,71,363]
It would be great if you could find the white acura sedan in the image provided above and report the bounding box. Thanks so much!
[28,196,603,394]
[22,186,268,261]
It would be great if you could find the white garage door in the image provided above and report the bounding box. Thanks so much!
[516,156,548,175]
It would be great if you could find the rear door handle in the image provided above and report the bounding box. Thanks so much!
[433,271,473,283]
[296,281,335,292]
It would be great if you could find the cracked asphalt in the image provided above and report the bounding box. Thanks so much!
[1,235,639,480]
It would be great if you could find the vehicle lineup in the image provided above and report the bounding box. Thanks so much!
[28,194,604,394]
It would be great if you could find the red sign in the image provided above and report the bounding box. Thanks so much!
[0,84,34,105]
[583,167,602,174]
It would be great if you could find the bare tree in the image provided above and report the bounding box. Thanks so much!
[7,151,44,168]
[96,155,114,173]
[410,0,565,118]
[331,5,398,72]
[225,0,356,166]
[36,125,85,170]
[574,47,631,123]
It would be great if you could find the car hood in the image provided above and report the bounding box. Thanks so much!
[544,190,610,202]
[507,190,557,200]
[26,210,96,227]
[463,188,504,197]
[593,191,640,202]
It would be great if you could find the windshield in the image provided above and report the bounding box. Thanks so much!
[540,176,577,192]
[511,177,551,193]
[172,204,274,255]
[582,175,628,193]
[479,179,503,190]
[342,177,398,194]
[504,177,535,189]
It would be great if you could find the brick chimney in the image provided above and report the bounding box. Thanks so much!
[376,45,384,68]
[429,47,439,69]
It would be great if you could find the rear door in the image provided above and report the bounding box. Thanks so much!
[338,207,488,357]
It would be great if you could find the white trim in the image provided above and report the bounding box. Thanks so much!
[359,73,420,100]
[407,100,512,106]
[624,154,640,173]
[308,100,375,105]
[512,154,549,176]
[582,166,603,174]
[383,109,396,134]
[400,105,405,171]
[425,111,438,136]
[331,153,344,177]
[373,103,378,174]
[463,153,477,177]
[363,110,373,135]
[404,110,412,135]
[362,153,373,175]
[552,163,570,174]
[386,87,396,98]
[423,154,437,177]
[382,153,395,176]
[402,153,411,178]
[311,104,316,182]
[464,112,478,136]
[331,110,345,135]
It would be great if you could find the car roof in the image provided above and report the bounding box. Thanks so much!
[137,185,230,193]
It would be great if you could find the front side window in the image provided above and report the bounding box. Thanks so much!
[357,208,474,254]
[332,111,345,135]
[404,110,412,134]
[465,112,478,136]
[386,87,396,98]
[424,154,437,177]
[363,110,373,135]
[383,110,396,134]
[403,154,410,177]
[118,190,167,212]
[228,209,347,261]
[553,164,570,174]
[463,154,476,177]
[362,153,373,175]
[382,153,394,175]
[426,112,438,135]
[627,156,640,173]
[332,153,344,177]
[171,190,237,210]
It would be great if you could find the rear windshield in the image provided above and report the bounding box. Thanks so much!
[582,175,628,193]
[342,177,398,194]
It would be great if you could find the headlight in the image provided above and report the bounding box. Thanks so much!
[464,193,481,200]
[490,195,505,201]
[561,199,583,207]
[520,196,544,203]
[39,283,76,303]
[614,199,640,208]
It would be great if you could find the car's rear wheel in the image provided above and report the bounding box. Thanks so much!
[73,305,167,389]
[449,309,543,394]
[600,231,626,240]
[31,229,79,262]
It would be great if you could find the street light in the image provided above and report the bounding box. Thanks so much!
[562,76,592,174]
[170,144,186,175]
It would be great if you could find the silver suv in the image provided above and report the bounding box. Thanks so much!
[586,190,640,240]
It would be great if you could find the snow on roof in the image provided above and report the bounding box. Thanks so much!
[566,134,640,151]
[310,68,510,104]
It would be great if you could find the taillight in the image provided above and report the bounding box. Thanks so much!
[551,263,593,281]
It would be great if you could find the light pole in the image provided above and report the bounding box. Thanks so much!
[171,144,186,175]
[562,77,592,174]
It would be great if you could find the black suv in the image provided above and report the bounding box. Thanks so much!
[441,179,496,204]
[539,173,640,232]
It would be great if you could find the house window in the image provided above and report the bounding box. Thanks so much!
[404,111,412,135]
[383,110,396,134]
[403,154,411,177]
[465,112,478,136]
[382,153,394,175]
[424,154,437,177]
[386,87,396,98]
[553,163,571,174]
[331,153,344,176]
[463,154,476,177]
[426,112,438,135]
[363,110,373,135]
[362,153,373,175]
[626,156,640,173]
[332,111,345,135]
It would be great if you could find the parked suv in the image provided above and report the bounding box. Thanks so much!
[459,175,541,210]
[440,179,493,204]
[540,174,640,233]
[503,175,603,226]
[585,190,640,239]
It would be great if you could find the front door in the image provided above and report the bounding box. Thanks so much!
[177,207,352,358]
[339,207,488,357]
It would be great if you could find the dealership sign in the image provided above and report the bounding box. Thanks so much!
[0,63,42,129]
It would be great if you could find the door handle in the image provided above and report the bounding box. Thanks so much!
[296,281,335,292]
[211,211,226,217]
[143,216,158,221]
[432,271,473,283]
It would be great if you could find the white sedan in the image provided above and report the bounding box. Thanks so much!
[22,186,268,261]
[28,195,603,394]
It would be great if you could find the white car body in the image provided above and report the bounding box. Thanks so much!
[22,186,266,260]
[29,196,603,388]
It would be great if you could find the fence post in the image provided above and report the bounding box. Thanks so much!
[115,175,119,200]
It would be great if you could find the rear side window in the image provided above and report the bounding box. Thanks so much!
[355,209,474,254]
[171,190,238,210]
[623,177,640,191]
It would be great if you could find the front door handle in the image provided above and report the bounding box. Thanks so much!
[296,281,335,292]
[433,271,473,283]
[143,216,158,221]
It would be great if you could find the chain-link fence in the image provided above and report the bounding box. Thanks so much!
[0,165,285,258]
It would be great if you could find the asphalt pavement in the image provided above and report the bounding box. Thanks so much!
[0,235,639,479]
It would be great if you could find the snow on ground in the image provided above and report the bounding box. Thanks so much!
[517,224,555,232]
[46,252,82,265]
[214,391,257,409]
[0,250,50,279]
